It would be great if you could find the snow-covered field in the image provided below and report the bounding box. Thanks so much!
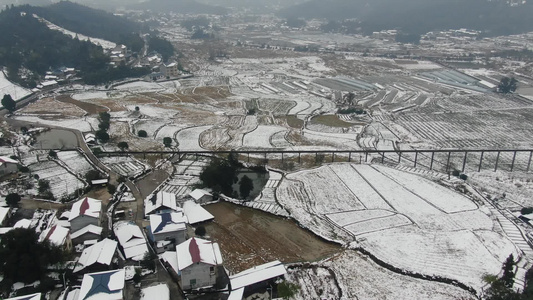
[56,150,96,178]
[99,156,147,177]
[277,163,519,292]
[28,160,85,199]
[0,71,32,101]
[290,250,473,300]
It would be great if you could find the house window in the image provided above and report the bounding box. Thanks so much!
[190,279,196,287]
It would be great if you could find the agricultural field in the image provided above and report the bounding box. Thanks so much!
[276,163,522,292]
[28,160,85,199]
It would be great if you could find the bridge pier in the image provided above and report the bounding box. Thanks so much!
[526,151,533,173]
[398,152,402,163]
[510,151,517,172]
[348,152,351,162]
[414,151,418,168]
[331,153,335,163]
[298,152,301,164]
[446,152,451,174]
[365,152,368,162]
[495,151,500,172]
[381,152,385,163]
[462,152,468,173]
[430,152,435,170]
[478,151,484,172]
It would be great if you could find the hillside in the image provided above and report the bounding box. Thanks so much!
[279,0,533,36]
[130,0,228,15]
[30,1,144,52]
[0,6,148,87]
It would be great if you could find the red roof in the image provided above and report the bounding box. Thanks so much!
[45,225,57,241]
[80,197,90,216]
[189,238,201,264]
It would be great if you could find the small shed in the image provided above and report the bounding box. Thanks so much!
[189,189,213,204]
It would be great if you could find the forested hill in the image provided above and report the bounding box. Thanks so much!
[279,0,533,36]
[0,6,149,87]
[130,0,228,15]
[29,1,144,52]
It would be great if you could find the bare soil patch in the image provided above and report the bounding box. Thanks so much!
[57,95,108,115]
[204,201,341,273]
[310,115,354,128]
[18,97,85,117]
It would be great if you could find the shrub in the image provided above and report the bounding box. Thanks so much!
[459,174,468,181]
[163,137,172,147]
[6,193,21,207]
[521,207,533,215]
[195,226,206,237]
[452,170,461,177]
[138,130,148,138]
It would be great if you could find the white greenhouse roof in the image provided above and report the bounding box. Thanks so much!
[229,260,287,290]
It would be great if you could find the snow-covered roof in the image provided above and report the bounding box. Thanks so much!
[149,212,187,235]
[189,189,212,201]
[6,293,42,300]
[113,221,148,261]
[145,191,181,216]
[140,284,169,300]
[75,238,118,273]
[59,211,71,220]
[0,206,10,224]
[166,63,177,68]
[66,289,80,300]
[160,251,178,274]
[71,224,103,239]
[0,227,13,234]
[0,156,18,164]
[227,288,244,300]
[39,225,70,247]
[69,197,102,221]
[14,219,32,229]
[79,269,125,300]
[182,201,214,224]
[176,237,223,270]
[91,179,109,185]
[41,80,58,87]
[229,260,287,290]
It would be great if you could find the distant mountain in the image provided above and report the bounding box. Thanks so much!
[130,0,228,15]
[279,0,533,36]
[30,1,143,50]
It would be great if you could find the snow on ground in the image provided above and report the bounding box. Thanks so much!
[276,163,518,292]
[99,156,147,177]
[114,81,167,93]
[72,91,109,100]
[12,116,98,132]
[57,150,95,178]
[35,15,115,49]
[29,160,85,199]
[0,71,32,101]
[177,126,211,151]
[127,105,179,119]
[291,250,473,299]
[242,125,287,149]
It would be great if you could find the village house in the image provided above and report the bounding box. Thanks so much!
[78,269,125,300]
[176,237,223,290]
[148,212,188,253]
[145,191,181,216]
[70,224,103,245]
[0,156,19,176]
[0,206,11,226]
[74,238,118,274]
[69,197,102,233]
[39,225,72,251]
[160,62,179,78]
[189,189,213,204]
[182,200,214,225]
[113,220,149,261]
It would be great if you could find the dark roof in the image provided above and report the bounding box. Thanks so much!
[84,271,115,299]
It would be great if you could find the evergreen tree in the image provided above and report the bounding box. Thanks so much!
[502,254,515,288]
[1,94,16,112]
[239,175,254,199]
[499,77,518,94]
